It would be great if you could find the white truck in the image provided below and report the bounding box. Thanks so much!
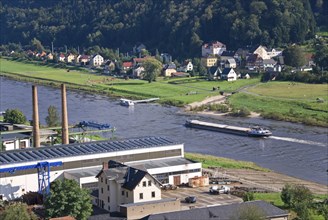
[209,185,230,194]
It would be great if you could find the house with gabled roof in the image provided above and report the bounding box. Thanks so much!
[79,55,90,65]
[250,45,270,60]
[58,53,66,62]
[177,60,193,72]
[90,54,104,67]
[246,54,264,70]
[122,61,133,70]
[65,53,75,63]
[208,66,222,80]
[221,68,237,81]
[163,62,177,77]
[95,160,162,212]
[225,58,237,68]
[202,41,226,57]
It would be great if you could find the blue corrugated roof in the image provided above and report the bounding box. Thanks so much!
[0,137,179,165]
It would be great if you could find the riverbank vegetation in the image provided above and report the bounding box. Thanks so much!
[228,82,328,127]
[185,153,269,172]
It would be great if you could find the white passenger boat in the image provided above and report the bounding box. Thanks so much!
[247,126,272,137]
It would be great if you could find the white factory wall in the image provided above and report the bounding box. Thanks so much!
[0,144,183,200]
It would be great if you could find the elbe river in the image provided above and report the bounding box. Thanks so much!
[0,77,327,185]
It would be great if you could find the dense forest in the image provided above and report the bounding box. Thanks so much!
[0,0,327,58]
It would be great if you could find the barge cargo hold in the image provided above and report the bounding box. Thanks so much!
[185,120,272,137]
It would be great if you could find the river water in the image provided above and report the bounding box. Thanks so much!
[0,77,327,185]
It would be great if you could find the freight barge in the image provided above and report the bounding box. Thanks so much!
[185,120,272,137]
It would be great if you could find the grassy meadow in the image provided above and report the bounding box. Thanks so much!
[0,58,259,105]
[229,82,328,126]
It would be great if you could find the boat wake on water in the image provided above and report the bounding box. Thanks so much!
[269,136,327,147]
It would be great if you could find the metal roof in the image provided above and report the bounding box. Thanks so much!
[0,137,179,165]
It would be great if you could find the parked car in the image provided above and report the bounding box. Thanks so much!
[185,196,197,203]
[161,184,178,190]
[209,185,230,194]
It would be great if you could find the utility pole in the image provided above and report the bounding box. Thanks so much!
[51,42,54,54]
[65,45,67,54]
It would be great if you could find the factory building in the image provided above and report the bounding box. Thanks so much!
[0,136,202,201]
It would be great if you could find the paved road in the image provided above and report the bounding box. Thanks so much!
[161,186,243,210]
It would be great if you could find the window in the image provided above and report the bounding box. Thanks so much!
[108,196,110,202]
[126,191,128,198]
[101,188,103,194]
[101,177,103,183]
[107,185,109,191]
[105,179,107,184]
[152,191,155,198]
[148,180,152,186]
[142,181,146,187]
[122,191,124,196]
[139,193,143,200]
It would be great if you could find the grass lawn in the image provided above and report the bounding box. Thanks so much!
[247,82,328,100]
[0,58,259,105]
[229,82,328,126]
[185,152,270,172]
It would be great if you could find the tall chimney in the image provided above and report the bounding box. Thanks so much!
[61,84,69,144]
[32,85,40,147]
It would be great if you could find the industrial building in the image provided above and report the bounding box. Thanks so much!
[0,136,202,201]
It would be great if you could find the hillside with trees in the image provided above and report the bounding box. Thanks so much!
[0,0,320,59]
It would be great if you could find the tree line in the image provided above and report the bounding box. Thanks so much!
[0,0,322,59]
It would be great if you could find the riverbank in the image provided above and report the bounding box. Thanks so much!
[186,153,328,195]
[1,57,327,126]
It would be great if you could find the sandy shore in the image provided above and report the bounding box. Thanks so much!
[185,94,261,118]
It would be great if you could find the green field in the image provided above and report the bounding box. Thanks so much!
[0,58,259,105]
[229,82,328,126]
[185,153,270,172]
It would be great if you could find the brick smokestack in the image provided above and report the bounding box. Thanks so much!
[32,85,40,147]
[61,84,69,144]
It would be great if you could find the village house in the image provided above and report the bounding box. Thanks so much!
[263,59,277,70]
[221,68,237,81]
[90,54,104,67]
[122,61,133,71]
[225,58,237,69]
[246,54,264,70]
[250,45,270,60]
[220,51,236,67]
[74,54,81,64]
[163,62,177,77]
[58,53,66,62]
[47,53,54,60]
[178,60,193,72]
[133,57,150,67]
[133,66,145,78]
[201,55,218,68]
[65,53,75,63]
[79,55,90,65]
[201,41,226,57]
[267,48,283,58]
[207,66,222,80]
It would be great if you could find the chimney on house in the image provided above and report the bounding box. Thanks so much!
[102,162,108,170]
[32,85,40,147]
[61,84,69,144]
